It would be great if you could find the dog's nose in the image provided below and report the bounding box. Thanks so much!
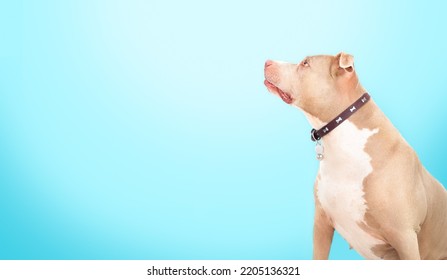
[265,60,274,68]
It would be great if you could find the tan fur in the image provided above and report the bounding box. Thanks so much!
[264,52,447,259]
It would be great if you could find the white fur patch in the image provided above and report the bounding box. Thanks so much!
[316,120,384,259]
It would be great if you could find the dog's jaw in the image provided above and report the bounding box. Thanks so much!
[264,79,293,104]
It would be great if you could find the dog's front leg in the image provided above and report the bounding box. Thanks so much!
[386,229,421,260]
[313,201,334,259]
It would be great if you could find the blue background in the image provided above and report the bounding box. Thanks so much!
[1,0,446,260]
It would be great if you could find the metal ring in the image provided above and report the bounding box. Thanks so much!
[310,129,321,142]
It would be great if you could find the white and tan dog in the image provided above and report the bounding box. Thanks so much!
[264,52,447,260]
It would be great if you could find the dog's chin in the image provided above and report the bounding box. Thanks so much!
[264,80,294,104]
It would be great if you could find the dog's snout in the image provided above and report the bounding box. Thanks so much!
[265,60,274,68]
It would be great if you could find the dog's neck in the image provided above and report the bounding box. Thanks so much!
[303,83,376,130]
[303,96,384,162]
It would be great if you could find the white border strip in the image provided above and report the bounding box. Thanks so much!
[0,260,445,280]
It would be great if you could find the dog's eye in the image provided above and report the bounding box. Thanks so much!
[302,59,310,67]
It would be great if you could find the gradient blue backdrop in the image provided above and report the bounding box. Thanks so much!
[1,0,446,260]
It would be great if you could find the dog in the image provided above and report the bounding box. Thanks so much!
[263,52,447,259]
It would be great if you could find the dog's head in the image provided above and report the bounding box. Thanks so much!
[264,52,362,123]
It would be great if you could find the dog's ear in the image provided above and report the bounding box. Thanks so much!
[336,52,354,73]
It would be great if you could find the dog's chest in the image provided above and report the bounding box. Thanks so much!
[316,121,383,259]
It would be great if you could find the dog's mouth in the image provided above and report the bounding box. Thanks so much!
[264,80,293,104]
